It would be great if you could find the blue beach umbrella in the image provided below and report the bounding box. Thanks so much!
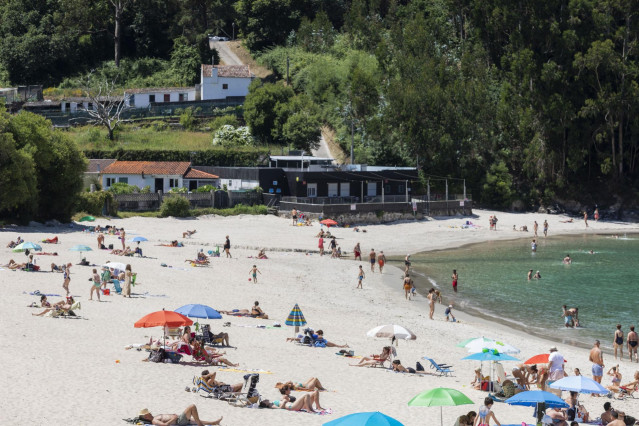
[323,411,404,426]
[548,375,608,394]
[69,244,93,259]
[505,391,569,408]
[462,350,520,362]
[175,304,222,319]
[12,242,42,252]
[129,236,148,242]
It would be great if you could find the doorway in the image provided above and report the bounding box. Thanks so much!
[154,178,164,193]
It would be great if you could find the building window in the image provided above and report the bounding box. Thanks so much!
[169,178,179,188]
[179,93,187,101]
[129,95,135,107]
[119,177,128,184]
[222,84,228,90]
[398,184,405,193]
[385,185,391,193]
[164,94,170,102]
[106,178,113,187]
[149,94,156,103]
[65,103,70,110]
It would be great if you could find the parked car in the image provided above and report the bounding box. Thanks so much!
[209,36,229,42]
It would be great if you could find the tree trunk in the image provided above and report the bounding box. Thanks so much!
[618,115,623,178]
[108,127,115,141]
[114,5,121,67]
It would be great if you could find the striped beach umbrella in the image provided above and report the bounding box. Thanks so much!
[285,303,307,333]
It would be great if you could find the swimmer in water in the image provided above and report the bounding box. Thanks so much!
[533,271,541,279]
[563,254,572,264]
[531,239,537,252]
[527,269,533,280]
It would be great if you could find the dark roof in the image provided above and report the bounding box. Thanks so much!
[87,159,116,174]
[202,65,253,78]
[125,87,195,94]
[102,161,190,176]
[62,96,124,103]
[184,168,219,179]
[23,101,61,108]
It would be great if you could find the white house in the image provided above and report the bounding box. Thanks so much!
[200,65,254,101]
[101,161,218,193]
[124,87,197,109]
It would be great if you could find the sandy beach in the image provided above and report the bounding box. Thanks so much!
[2,209,639,426]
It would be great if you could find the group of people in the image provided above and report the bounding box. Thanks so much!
[612,324,639,362]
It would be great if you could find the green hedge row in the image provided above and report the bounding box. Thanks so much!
[76,191,118,216]
[83,148,270,166]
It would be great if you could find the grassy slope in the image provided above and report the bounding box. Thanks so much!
[68,126,214,151]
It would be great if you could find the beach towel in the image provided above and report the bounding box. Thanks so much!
[27,291,62,297]
[217,368,273,375]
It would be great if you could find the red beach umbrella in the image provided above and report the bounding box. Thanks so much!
[134,309,193,328]
[524,353,567,365]
[320,219,338,227]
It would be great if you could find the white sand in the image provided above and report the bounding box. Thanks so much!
[1,210,638,425]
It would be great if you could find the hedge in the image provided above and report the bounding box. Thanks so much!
[76,191,118,216]
[82,148,270,166]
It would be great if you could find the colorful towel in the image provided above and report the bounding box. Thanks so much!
[217,368,273,375]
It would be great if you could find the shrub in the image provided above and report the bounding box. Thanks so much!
[140,185,151,193]
[179,107,195,130]
[88,127,103,142]
[169,186,188,193]
[160,196,191,217]
[108,182,139,194]
[76,191,117,216]
[209,115,240,132]
[195,184,217,193]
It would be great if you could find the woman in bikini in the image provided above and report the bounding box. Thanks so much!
[609,370,639,396]
[606,365,622,392]
[350,346,392,367]
[275,378,326,391]
[273,384,323,412]
[89,268,101,301]
[473,397,501,426]
[32,297,74,316]
[251,301,268,319]
[62,263,71,296]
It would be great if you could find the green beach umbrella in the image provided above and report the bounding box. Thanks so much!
[408,388,474,426]
[79,215,95,222]
[285,303,307,334]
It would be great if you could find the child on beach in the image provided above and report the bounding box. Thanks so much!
[357,266,365,289]
[445,305,456,322]
[249,265,261,283]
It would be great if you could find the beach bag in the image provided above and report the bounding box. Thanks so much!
[416,362,425,372]
[108,244,113,250]
[148,348,165,363]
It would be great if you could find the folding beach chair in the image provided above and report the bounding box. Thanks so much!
[200,324,224,347]
[424,357,454,376]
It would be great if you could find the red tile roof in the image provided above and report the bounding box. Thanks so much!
[202,65,253,78]
[87,159,116,173]
[102,161,190,176]
[184,168,219,179]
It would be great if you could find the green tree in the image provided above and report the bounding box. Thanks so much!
[170,36,201,86]
[243,82,294,144]
[282,94,322,151]
[212,125,256,147]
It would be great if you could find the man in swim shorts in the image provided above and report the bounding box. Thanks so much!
[627,326,638,362]
[369,248,376,273]
[377,250,386,274]
[138,404,222,425]
[590,340,605,386]
[451,269,458,292]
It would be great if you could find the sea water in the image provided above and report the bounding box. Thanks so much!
[406,233,639,350]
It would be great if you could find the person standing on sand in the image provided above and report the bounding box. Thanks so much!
[369,248,376,273]
[122,264,132,298]
[62,263,71,296]
[291,208,297,225]
[249,265,261,283]
[377,251,386,274]
[544,220,549,237]
[584,211,589,228]
[318,236,324,256]
[613,324,624,360]
[403,274,413,300]
[89,268,101,301]
[357,265,365,289]
[404,254,411,273]
[224,235,231,258]
[590,340,605,388]
[452,269,458,292]
[427,288,436,319]
[594,208,600,222]
[353,242,361,260]
[534,221,539,237]
[97,232,104,249]
[627,326,638,362]
[120,228,126,251]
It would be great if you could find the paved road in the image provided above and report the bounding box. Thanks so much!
[312,134,336,163]
[211,41,243,66]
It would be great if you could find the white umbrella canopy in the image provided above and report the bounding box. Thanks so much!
[367,324,416,340]
[104,261,127,272]
[465,338,520,354]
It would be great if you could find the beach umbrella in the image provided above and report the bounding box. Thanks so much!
[285,303,307,333]
[69,244,93,260]
[462,350,519,362]
[367,324,416,342]
[456,337,491,347]
[323,411,404,426]
[505,390,569,408]
[320,219,338,227]
[12,242,42,252]
[175,304,222,320]
[79,215,95,222]
[524,354,568,365]
[408,387,473,426]
[104,261,127,272]
[129,236,148,243]
[548,375,608,394]
[465,338,520,354]
[134,309,193,343]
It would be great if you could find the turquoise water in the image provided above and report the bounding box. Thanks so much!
[406,233,639,350]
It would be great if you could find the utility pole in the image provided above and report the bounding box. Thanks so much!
[232,22,235,40]
[286,55,290,86]
[463,179,466,200]
[350,120,354,164]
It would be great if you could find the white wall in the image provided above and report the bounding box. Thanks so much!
[126,89,197,109]
[218,178,259,191]
[201,76,252,100]
[102,174,183,193]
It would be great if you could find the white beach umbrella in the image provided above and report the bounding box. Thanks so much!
[465,338,520,354]
[367,324,416,341]
[104,261,127,272]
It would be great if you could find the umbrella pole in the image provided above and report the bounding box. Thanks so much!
[440,406,443,426]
